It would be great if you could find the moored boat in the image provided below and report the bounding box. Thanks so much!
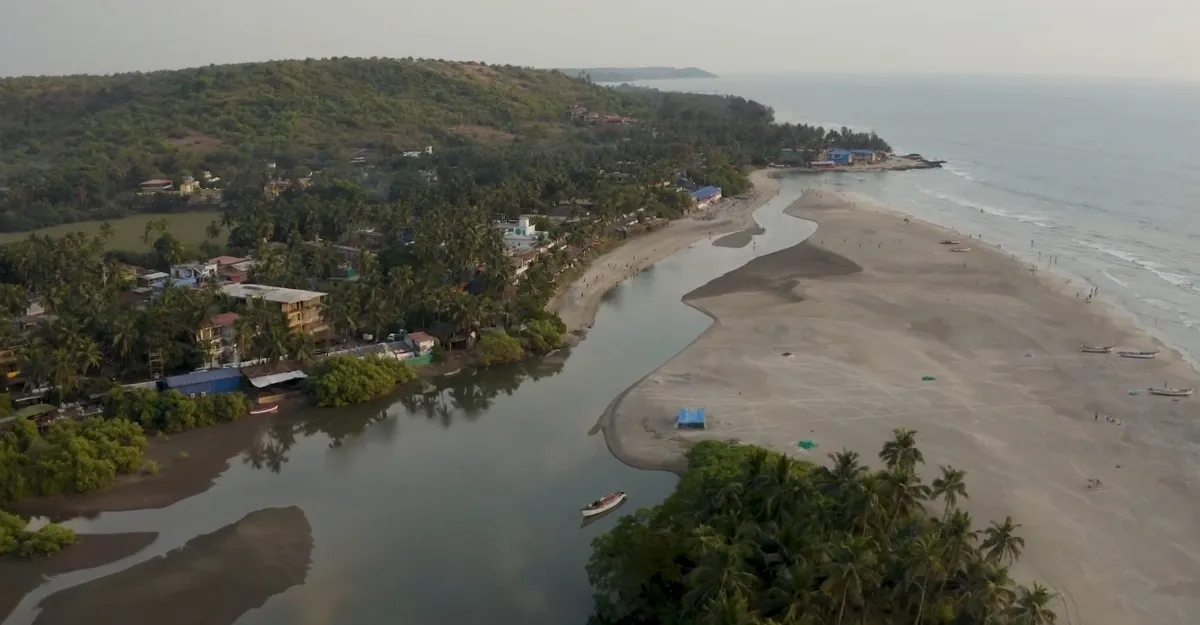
[1080,344,1114,353]
[949,247,971,253]
[582,491,627,517]
[1117,350,1159,359]
[939,240,961,245]
[1149,387,1193,397]
[249,404,279,415]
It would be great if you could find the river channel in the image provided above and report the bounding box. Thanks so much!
[5,177,817,625]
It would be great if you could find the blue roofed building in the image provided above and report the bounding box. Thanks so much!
[828,149,853,165]
[691,186,722,209]
[162,368,245,396]
[849,149,878,163]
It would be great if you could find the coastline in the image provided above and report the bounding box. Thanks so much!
[550,169,780,335]
[601,188,1200,625]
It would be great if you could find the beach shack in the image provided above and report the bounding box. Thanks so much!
[407,331,436,353]
[849,149,878,164]
[691,186,722,209]
[162,368,245,397]
[677,408,707,429]
[828,149,853,165]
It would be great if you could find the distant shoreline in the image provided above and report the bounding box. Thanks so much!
[557,66,717,82]
[770,154,945,174]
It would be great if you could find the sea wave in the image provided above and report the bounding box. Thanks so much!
[916,187,1053,228]
[942,163,978,182]
[1074,239,1196,290]
[1100,270,1129,288]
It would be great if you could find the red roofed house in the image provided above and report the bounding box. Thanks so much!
[407,332,436,354]
[208,256,254,282]
[139,179,174,194]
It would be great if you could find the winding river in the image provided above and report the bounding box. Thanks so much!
[5,177,818,625]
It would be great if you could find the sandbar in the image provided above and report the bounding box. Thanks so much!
[603,189,1200,625]
[29,507,312,625]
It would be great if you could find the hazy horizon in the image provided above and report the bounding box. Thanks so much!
[2,0,1197,81]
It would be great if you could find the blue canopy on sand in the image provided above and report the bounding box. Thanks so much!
[677,408,706,428]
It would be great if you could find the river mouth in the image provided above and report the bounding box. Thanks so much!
[1,177,818,625]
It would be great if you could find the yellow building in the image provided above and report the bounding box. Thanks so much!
[220,284,328,336]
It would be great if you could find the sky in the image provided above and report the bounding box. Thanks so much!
[1,0,1197,80]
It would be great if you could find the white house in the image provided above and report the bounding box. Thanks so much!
[496,215,541,251]
[402,145,434,158]
[170,261,218,282]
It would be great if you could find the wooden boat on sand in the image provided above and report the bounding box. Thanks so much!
[1080,344,1115,354]
[1117,350,1159,359]
[1149,387,1193,397]
[582,491,627,517]
[949,247,971,253]
[940,240,961,245]
[249,404,279,415]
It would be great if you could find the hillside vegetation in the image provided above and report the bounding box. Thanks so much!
[0,58,648,230]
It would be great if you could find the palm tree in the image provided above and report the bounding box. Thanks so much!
[881,469,929,536]
[1007,582,1058,625]
[879,428,924,473]
[981,516,1025,565]
[905,534,943,625]
[820,536,878,625]
[930,465,968,520]
[961,560,1017,624]
[937,509,977,593]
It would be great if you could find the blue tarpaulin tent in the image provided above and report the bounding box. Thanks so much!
[677,408,707,429]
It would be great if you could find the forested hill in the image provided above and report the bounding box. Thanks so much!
[0,58,650,229]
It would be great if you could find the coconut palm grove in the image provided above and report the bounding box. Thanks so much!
[586,432,1058,625]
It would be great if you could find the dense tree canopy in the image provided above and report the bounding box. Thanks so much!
[588,433,1058,625]
[305,355,418,407]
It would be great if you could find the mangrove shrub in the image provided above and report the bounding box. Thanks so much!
[306,356,418,407]
[104,388,251,433]
[477,331,526,366]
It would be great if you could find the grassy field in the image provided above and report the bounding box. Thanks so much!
[0,212,225,251]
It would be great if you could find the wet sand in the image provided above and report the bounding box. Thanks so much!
[604,189,1200,625]
[551,169,779,334]
[0,533,157,621]
[29,507,312,625]
[14,416,267,521]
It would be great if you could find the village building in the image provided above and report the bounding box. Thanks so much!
[496,215,542,251]
[170,261,218,284]
[401,145,433,158]
[178,176,200,196]
[691,186,723,209]
[196,312,240,366]
[138,179,173,194]
[263,178,291,198]
[220,283,329,337]
[162,368,245,397]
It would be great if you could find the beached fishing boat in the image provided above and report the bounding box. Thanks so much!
[1080,344,1115,353]
[939,240,961,245]
[1117,350,1159,359]
[949,247,971,253]
[442,369,461,377]
[1149,387,1193,397]
[249,404,279,415]
[581,491,627,517]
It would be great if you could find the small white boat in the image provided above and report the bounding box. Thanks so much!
[949,247,972,253]
[1117,350,1159,359]
[249,404,279,415]
[939,240,961,245]
[581,491,627,517]
[1149,387,1193,397]
[442,369,461,377]
[1080,344,1115,354]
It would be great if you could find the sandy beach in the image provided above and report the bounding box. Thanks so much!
[603,189,1200,625]
[551,169,780,334]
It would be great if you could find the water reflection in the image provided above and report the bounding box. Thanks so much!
[244,356,569,472]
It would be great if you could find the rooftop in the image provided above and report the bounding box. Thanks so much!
[221,283,326,304]
[208,312,240,328]
[208,255,249,266]
[692,186,722,201]
[164,368,245,388]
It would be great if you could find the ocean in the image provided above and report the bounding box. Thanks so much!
[639,75,1200,365]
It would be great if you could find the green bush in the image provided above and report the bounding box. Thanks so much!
[520,316,566,354]
[0,510,78,558]
[477,331,526,366]
[104,388,251,433]
[306,356,417,407]
[0,417,147,503]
